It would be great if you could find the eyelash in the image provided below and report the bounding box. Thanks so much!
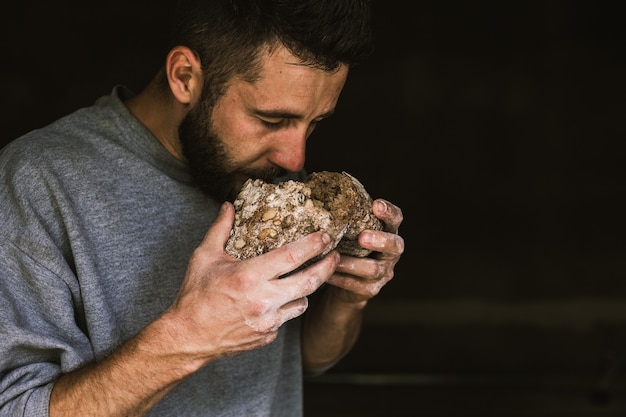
[261,120,285,130]
[260,119,322,131]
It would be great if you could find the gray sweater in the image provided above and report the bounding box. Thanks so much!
[0,86,303,416]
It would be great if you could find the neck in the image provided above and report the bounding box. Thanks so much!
[124,78,186,160]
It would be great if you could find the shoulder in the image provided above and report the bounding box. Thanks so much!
[0,96,120,223]
[1,86,134,170]
[1,87,133,180]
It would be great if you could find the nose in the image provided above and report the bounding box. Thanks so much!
[268,127,308,173]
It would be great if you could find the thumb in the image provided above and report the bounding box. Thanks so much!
[198,202,235,253]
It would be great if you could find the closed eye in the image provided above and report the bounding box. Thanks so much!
[254,108,334,131]
[260,118,288,130]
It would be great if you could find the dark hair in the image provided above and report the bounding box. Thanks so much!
[167,0,373,102]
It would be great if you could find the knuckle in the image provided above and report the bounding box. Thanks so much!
[396,206,404,222]
[230,270,253,292]
[373,260,394,282]
[395,235,405,255]
[247,299,272,317]
[283,248,303,266]
[373,261,387,279]
[303,274,323,294]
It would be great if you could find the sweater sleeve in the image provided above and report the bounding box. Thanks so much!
[1,139,94,416]
[0,237,93,417]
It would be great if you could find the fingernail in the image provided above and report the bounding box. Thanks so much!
[375,200,387,213]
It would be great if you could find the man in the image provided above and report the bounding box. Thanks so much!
[0,0,404,416]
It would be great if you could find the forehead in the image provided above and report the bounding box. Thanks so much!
[259,43,347,81]
[231,44,349,114]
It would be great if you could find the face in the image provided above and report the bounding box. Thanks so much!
[179,45,349,202]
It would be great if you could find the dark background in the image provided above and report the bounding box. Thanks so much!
[3,1,626,415]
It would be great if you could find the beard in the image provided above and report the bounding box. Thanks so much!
[178,95,286,202]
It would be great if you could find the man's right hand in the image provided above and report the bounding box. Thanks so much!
[163,201,339,364]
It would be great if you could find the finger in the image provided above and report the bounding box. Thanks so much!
[358,230,405,259]
[252,254,334,330]
[330,256,396,300]
[199,202,235,253]
[272,252,339,323]
[327,270,389,300]
[335,255,380,280]
[373,199,403,234]
[277,296,309,324]
[277,250,339,298]
[248,231,334,279]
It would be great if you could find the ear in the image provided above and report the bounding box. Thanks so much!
[166,46,203,106]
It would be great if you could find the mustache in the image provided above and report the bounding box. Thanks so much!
[240,165,287,183]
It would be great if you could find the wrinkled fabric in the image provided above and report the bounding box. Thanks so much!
[0,86,303,417]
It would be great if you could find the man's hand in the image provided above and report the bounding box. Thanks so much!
[327,198,405,304]
[51,201,338,417]
[165,201,340,363]
[301,198,404,372]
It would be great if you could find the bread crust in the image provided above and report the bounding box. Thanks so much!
[224,171,382,261]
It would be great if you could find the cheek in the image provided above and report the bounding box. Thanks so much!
[210,103,249,149]
[210,97,279,165]
[212,111,273,162]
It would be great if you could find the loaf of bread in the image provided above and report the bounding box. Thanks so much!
[224,171,382,261]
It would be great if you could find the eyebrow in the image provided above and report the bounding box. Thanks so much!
[254,108,335,120]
